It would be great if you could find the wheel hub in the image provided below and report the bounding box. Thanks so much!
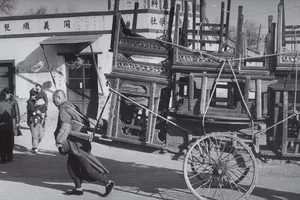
[213,163,228,177]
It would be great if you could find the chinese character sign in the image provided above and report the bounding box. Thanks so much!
[23,22,30,30]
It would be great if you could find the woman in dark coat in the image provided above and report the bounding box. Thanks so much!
[0,91,13,163]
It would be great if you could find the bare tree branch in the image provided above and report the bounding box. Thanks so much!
[24,6,47,15]
[0,0,16,16]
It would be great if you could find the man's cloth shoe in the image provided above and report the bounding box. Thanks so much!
[104,181,115,197]
[65,189,83,195]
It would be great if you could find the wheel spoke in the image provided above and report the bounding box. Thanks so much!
[184,133,257,200]
[227,172,248,193]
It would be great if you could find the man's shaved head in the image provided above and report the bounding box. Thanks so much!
[53,89,66,99]
[52,89,66,107]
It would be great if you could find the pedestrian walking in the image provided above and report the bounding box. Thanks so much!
[52,89,114,196]
[1,88,21,136]
[27,88,45,153]
[0,90,14,163]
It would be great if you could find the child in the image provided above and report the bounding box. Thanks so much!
[32,97,47,127]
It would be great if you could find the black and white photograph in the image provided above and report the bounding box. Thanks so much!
[0,0,299,199]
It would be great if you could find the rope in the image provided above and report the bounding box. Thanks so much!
[228,60,254,126]
[202,61,226,133]
[254,113,297,136]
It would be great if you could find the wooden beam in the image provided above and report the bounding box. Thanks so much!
[189,73,194,111]
[192,0,196,49]
[235,6,243,60]
[256,79,262,118]
[200,0,206,49]
[200,75,208,114]
[224,0,231,51]
[219,1,225,52]
[282,90,288,154]
[132,2,139,33]
[167,0,176,42]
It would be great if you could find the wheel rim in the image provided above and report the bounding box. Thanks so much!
[183,133,258,200]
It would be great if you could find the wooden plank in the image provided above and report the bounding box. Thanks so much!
[200,75,208,114]
[285,40,300,44]
[256,79,262,118]
[151,98,160,144]
[285,25,300,29]
[282,91,288,154]
[108,77,120,137]
[174,73,181,108]
[273,91,280,152]
[263,93,268,116]
[294,128,300,153]
[197,23,226,27]
[188,73,194,111]
[243,76,250,112]
[188,39,220,44]
[146,82,156,143]
[187,30,222,35]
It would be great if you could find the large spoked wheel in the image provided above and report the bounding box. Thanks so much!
[183,133,258,200]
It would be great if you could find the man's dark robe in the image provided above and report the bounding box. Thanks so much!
[54,101,108,182]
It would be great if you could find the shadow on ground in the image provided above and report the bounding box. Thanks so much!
[251,187,300,200]
[0,144,190,200]
[0,144,299,200]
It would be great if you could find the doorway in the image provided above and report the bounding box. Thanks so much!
[0,61,14,94]
[66,54,98,119]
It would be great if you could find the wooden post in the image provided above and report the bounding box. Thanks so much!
[167,0,176,42]
[265,33,271,71]
[219,1,225,52]
[256,79,262,119]
[200,0,206,50]
[224,0,231,51]
[146,83,156,143]
[181,0,189,46]
[235,6,243,61]
[132,2,139,33]
[110,0,120,50]
[173,73,181,109]
[173,4,181,63]
[112,14,121,71]
[282,0,286,47]
[192,0,196,49]
[263,93,268,116]
[189,73,194,111]
[268,15,273,34]
[273,91,280,152]
[107,78,120,137]
[243,76,250,113]
[256,24,262,51]
[271,22,276,72]
[282,91,288,155]
[200,75,208,114]
[277,1,283,65]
